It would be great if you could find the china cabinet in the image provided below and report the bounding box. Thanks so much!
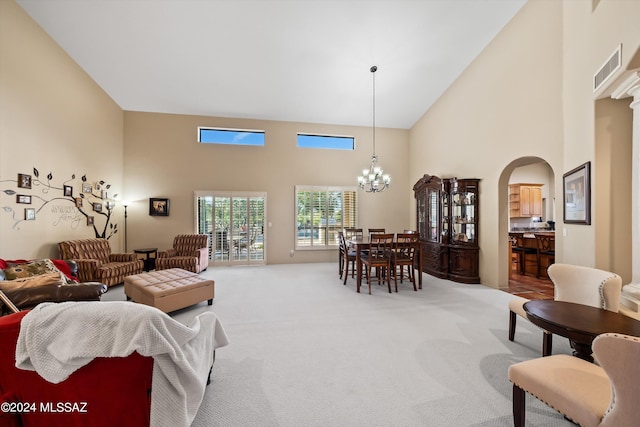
[413,175,480,283]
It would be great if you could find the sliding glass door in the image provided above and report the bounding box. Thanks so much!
[196,191,266,265]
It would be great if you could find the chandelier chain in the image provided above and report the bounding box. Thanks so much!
[357,65,390,193]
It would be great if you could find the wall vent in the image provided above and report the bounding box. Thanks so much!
[593,44,621,92]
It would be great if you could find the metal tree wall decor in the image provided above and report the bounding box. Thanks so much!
[1,167,119,239]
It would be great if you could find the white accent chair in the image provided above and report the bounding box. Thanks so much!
[508,263,622,355]
[508,333,640,427]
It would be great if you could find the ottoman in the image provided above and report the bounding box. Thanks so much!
[124,268,214,313]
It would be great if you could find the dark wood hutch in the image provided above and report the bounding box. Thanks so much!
[413,175,480,284]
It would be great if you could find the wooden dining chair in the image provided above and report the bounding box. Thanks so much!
[344,228,363,240]
[367,228,385,238]
[391,233,419,291]
[338,231,357,285]
[360,233,394,294]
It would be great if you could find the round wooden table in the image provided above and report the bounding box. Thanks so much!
[524,299,640,362]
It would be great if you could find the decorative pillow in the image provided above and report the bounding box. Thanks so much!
[2,259,69,284]
[0,272,64,290]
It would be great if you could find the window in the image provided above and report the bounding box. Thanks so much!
[295,186,357,249]
[297,134,355,150]
[198,127,265,146]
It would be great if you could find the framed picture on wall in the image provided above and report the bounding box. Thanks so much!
[149,198,169,216]
[93,203,103,213]
[24,208,35,221]
[563,161,591,225]
[64,185,73,197]
[16,195,31,204]
[83,183,92,193]
[17,173,31,189]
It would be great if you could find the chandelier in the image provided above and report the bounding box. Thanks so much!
[358,65,390,192]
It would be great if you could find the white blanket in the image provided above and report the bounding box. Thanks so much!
[15,301,229,427]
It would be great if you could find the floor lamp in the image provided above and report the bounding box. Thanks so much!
[122,202,128,252]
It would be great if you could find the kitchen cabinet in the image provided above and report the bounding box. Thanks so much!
[509,184,542,218]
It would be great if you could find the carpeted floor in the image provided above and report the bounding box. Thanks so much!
[103,263,575,426]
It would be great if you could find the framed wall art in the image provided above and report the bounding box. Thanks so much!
[149,198,169,216]
[17,173,31,189]
[563,161,591,225]
[24,208,36,221]
[16,195,31,204]
[64,185,73,197]
[93,203,103,213]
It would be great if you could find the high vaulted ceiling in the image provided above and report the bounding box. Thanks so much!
[17,0,526,129]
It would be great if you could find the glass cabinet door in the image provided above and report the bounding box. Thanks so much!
[417,192,427,240]
[441,190,449,242]
[426,188,439,242]
[451,190,476,244]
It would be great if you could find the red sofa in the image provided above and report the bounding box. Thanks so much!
[0,311,153,427]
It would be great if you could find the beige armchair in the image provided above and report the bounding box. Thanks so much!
[508,263,622,355]
[156,234,209,273]
[509,333,640,427]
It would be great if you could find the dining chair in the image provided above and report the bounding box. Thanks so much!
[366,228,386,257]
[344,228,363,240]
[391,233,419,291]
[367,228,385,238]
[534,234,555,278]
[338,231,357,285]
[360,233,394,294]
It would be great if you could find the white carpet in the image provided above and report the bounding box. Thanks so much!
[103,263,575,426]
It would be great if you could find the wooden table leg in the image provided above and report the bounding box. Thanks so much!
[417,243,423,289]
[356,246,362,293]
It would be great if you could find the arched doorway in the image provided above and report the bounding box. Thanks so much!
[498,157,556,289]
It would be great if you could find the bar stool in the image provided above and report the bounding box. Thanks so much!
[535,234,555,278]
[509,233,536,275]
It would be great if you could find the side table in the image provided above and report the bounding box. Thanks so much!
[134,248,158,272]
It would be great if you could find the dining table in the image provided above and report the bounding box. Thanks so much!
[346,236,423,293]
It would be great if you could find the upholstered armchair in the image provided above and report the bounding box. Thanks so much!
[156,234,209,273]
[58,239,143,286]
[508,263,622,355]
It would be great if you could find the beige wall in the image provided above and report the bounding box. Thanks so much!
[409,0,564,288]
[595,97,633,282]
[563,0,640,274]
[123,112,410,264]
[0,0,124,259]
[409,0,640,288]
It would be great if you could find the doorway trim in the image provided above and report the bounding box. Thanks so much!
[498,157,555,287]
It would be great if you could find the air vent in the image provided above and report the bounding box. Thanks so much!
[593,44,621,92]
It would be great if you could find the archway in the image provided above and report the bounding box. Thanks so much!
[497,157,556,288]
